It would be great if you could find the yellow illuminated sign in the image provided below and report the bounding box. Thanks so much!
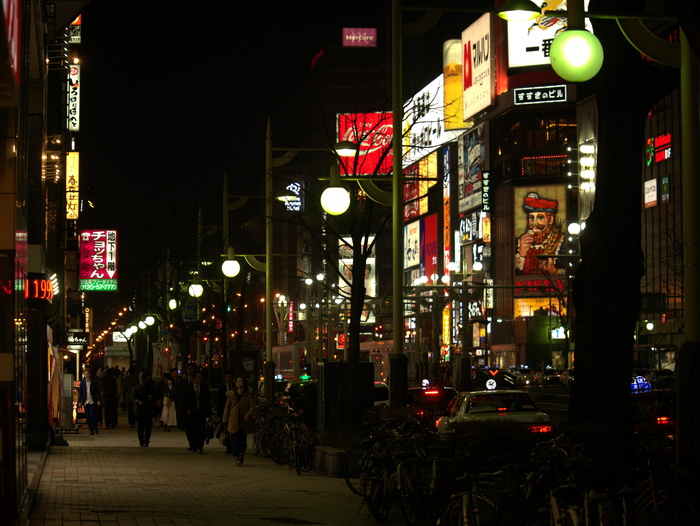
[66,152,79,219]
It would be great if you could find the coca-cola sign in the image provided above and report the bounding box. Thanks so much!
[337,112,393,176]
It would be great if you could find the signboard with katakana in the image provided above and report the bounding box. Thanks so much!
[79,230,118,292]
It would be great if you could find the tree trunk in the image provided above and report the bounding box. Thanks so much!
[569,5,679,470]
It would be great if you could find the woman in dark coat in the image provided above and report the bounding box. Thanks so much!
[222,377,256,466]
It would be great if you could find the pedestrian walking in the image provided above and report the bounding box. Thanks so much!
[77,367,102,435]
[218,371,235,454]
[160,374,178,432]
[122,367,139,428]
[177,363,197,432]
[222,376,256,466]
[131,371,157,447]
[101,367,119,428]
[182,370,211,453]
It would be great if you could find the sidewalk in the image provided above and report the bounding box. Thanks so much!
[23,421,405,526]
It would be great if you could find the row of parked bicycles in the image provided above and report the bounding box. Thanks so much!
[247,400,696,524]
[340,418,697,526]
[251,401,318,475]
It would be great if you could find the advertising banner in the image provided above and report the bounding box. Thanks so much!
[403,75,461,167]
[66,152,79,220]
[79,230,118,291]
[337,112,393,176]
[644,179,658,208]
[461,13,494,121]
[342,28,377,47]
[420,214,438,281]
[68,64,80,131]
[507,0,593,68]
[443,39,464,130]
[513,186,567,276]
[404,221,420,268]
[458,123,488,213]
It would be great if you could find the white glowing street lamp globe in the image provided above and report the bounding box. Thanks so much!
[188,283,204,298]
[320,186,351,215]
[221,259,241,278]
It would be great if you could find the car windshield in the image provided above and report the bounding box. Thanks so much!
[467,393,539,414]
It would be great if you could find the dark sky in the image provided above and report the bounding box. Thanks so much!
[76,3,391,244]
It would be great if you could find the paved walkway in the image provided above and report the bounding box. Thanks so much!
[23,421,406,526]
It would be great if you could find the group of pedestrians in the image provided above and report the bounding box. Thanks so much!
[77,364,257,465]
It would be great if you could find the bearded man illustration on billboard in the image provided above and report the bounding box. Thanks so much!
[515,191,565,275]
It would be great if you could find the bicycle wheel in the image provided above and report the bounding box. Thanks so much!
[257,425,275,457]
[562,508,580,526]
[635,492,697,526]
[365,475,393,523]
[475,495,499,526]
[270,431,292,465]
[298,444,313,473]
[293,444,312,475]
[343,446,370,497]
[398,461,419,526]
[438,494,464,526]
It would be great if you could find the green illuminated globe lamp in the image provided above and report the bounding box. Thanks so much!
[549,29,604,82]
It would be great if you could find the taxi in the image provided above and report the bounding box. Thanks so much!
[436,389,551,435]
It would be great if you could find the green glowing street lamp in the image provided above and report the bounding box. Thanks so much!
[550,29,604,82]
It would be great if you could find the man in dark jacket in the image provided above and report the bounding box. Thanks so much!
[101,367,119,429]
[182,370,211,453]
[131,371,157,447]
[78,367,102,435]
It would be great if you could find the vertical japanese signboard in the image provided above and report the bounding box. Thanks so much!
[79,230,118,291]
[66,152,79,220]
[68,65,80,131]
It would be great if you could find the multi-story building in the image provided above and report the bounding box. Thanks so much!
[0,2,88,523]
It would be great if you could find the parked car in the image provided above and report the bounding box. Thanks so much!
[509,366,536,386]
[374,381,390,407]
[631,389,676,458]
[436,389,552,435]
[406,386,457,425]
[534,366,561,386]
[560,369,574,386]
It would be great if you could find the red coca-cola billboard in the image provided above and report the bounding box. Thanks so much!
[337,112,393,176]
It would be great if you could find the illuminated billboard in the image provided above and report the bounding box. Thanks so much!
[462,13,494,121]
[338,237,376,323]
[68,64,80,131]
[66,152,79,220]
[403,75,461,167]
[507,0,593,68]
[513,186,567,276]
[458,123,488,213]
[79,230,118,291]
[403,152,437,221]
[337,112,393,176]
[342,28,377,47]
[420,214,438,281]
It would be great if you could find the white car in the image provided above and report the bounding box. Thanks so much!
[436,390,551,434]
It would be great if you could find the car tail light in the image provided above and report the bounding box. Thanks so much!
[424,390,440,395]
[497,407,508,412]
[657,416,671,425]
[528,424,553,434]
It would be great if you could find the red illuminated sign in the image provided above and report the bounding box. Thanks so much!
[25,277,54,301]
[337,112,393,176]
[646,133,672,165]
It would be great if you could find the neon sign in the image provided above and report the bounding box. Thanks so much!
[646,133,672,165]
